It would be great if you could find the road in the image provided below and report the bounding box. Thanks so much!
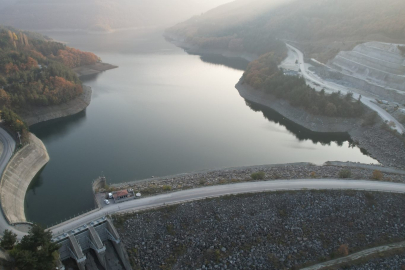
[49,179,405,237]
[286,44,405,134]
[0,127,21,238]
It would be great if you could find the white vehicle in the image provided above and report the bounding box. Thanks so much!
[108,193,113,199]
[104,199,110,205]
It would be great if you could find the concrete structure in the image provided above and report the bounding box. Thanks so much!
[0,133,49,224]
[55,217,132,270]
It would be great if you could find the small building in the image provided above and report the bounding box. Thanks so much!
[113,190,129,203]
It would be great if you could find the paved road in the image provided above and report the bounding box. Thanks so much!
[0,127,21,238]
[286,44,405,134]
[49,179,405,237]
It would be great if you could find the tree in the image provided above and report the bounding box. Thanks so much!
[0,230,17,250]
[325,103,337,116]
[9,224,60,270]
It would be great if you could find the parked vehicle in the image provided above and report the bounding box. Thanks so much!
[104,199,110,205]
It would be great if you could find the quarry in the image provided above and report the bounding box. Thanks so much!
[318,42,405,104]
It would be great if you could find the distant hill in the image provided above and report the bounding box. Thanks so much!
[167,0,405,62]
[0,0,233,32]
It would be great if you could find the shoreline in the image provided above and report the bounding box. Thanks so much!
[164,38,405,169]
[164,35,259,62]
[72,62,118,77]
[2,63,116,228]
[235,80,405,169]
[107,161,405,199]
[20,85,92,126]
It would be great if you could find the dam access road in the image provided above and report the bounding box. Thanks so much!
[49,179,405,237]
[285,44,405,134]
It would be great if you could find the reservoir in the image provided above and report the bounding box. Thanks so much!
[25,29,377,226]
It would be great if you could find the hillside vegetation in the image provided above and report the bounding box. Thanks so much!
[167,0,402,119]
[168,0,405,62]
[0,26,99,141]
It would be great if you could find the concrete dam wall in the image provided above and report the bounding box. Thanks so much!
[327,42,405,94]
[0,134,49,224]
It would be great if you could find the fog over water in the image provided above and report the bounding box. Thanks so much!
[25,29,377,226]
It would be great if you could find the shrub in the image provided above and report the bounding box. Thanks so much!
[310,172,316,178]
[362,112,378,126]
[338,169,351,179]
[251,171,266,180]
[400,115,405,125]
[337,244,349,256]
[371,170,383,180]
[162,185,172,191]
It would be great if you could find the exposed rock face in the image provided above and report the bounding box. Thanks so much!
[327,42,405,96]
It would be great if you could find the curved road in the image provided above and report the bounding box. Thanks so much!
[0,127,19,238]
[49,179,405,237]
[286,44,405,134]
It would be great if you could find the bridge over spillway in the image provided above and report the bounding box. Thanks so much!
[53,217,132,270]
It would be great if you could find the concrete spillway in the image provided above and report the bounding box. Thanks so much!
[327,42,405,94]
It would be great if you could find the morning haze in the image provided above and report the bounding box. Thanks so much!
[0,0,404,269]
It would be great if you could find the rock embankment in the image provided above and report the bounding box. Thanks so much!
[0,133,49,224]
[109,162,405,197]
[116,190,405,269]
[236,81,405,169]
[20,85,92,126]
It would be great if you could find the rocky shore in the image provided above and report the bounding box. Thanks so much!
[115,190,405,269]
[72,62,118,77]
[236,81,405,169]
[20,85,92,126]
[108,162,405,197]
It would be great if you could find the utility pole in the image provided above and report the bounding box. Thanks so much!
[17,132,21,145]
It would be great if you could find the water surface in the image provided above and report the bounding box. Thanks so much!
[26,29,377,226]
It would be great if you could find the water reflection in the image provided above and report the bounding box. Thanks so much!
[26,167,46,199]
[30,110,87,142]
[245,100,353,146]
[192,53,249,71]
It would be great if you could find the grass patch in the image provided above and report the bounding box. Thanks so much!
[251,171,266,180]
[338,169,352,179]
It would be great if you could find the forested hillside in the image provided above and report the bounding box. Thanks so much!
[0,0,233,32]
[0,26,99,142]
[168,0,405,62]
[168,0,383,119]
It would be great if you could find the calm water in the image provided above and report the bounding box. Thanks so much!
[25,29,377,226]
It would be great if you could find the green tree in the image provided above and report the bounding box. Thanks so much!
[0,229,17,250]
[9,224,60,270]
[325,103,337,116]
